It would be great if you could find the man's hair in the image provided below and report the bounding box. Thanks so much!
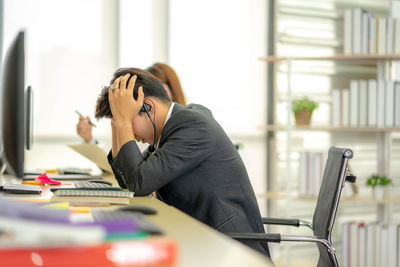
[95,68,171,119]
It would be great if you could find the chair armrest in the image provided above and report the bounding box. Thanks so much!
[262,217,300,227]
[228,233,333,251]
[227,233,282,243]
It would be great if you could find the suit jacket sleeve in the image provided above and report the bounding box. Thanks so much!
[107,150,127,189]
[109,115,212,196]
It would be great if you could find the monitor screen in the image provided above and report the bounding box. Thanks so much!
[1,31,33,178]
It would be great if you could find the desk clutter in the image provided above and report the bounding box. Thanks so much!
[0,195,177,267]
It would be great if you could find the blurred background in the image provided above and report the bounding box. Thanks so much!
[1,0,268,196]
[2,0,400,266]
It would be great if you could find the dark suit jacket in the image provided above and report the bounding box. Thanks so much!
[108,103,270,257]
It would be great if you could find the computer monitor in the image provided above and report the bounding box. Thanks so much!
[1,31,33,178]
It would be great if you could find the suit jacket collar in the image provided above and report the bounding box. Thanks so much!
[158,103,185,148]
[171,102,184,115]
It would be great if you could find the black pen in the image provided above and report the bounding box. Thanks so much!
[75,110,96,127]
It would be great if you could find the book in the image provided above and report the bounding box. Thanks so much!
[375,224,382,267]
[359,224,366,267]
[361,12,369,54]
[349,222,360,267]
[388,224,398,267]
[385,80,395,127]
[344,9,353,54]
[342,89,350,126]
[0,238,178,267]
[366,222,376,267]
[350,80,359,127]
[387,18,395,54]
[381,225,388,267]
[368,79,378,126]
[397,225,400,267]
[341,222,350,267]
[299,151,307,196]
[312,152,323,195]
[377,80,386,127]
[332,88,341,127]
[368,15,377,54]
[352,8,363,54]
[395,18,400,54]
[395,82,400,127]
[377,17,387,55]
[359,80,368,127]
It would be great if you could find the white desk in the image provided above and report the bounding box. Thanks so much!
[0,175,274,267]
[130,197,273,267]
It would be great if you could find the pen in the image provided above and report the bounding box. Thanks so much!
[22,181,44,186]
[75,110,96,127]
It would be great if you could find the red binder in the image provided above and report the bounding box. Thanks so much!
[0,239,178,267]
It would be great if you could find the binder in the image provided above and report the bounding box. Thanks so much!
[0,239,178,267]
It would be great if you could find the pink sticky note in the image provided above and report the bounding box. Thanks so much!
[35,173,62,185]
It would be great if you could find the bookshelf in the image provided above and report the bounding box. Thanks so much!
[265,1,400,265]
[264,52,398,223]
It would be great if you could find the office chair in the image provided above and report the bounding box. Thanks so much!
[228,146,356,267]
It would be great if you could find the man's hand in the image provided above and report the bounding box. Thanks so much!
[76,116,93,143]
[108,74,144,128]
[108,73,144,150]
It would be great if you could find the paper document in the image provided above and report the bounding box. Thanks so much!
[67,144,113,173]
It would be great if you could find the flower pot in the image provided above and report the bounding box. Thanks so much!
[294,110,311,126]
[373,186,387,200]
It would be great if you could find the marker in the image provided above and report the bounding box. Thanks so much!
[22,181,44,186]
[75,110,96,127]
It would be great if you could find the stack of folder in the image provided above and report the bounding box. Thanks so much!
[0,198,178,267]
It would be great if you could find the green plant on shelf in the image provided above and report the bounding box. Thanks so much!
[292,97,318,126]
[366,175,392,187]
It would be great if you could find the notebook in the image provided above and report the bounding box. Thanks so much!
[51,189,133,205]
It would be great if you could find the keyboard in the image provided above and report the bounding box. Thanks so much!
[91,209,163,235]
[74,181,121,190]
[53,189,133,198]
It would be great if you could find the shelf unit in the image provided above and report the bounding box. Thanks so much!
[265,2,400,265]
[264,54,399,224]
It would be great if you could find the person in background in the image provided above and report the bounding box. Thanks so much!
[94,67,271,258]
[76,63,186,143]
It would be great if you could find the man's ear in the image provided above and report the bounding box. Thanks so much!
[142,99,155,115]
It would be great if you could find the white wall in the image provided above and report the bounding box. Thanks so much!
[3,0,118,169]
[168,0,268,211]
[3,0,117,138]
[3,1,269,212]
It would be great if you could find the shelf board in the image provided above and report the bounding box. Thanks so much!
[257,191,400,204]
[259,54,400,63]
[263,124,400,133]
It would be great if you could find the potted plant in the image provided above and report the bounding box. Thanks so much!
[366,174,392,200]
[292,97,318,126]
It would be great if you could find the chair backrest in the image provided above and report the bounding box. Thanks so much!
[312,146,354,267]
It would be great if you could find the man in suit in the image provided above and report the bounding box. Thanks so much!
[95,68,271,258]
